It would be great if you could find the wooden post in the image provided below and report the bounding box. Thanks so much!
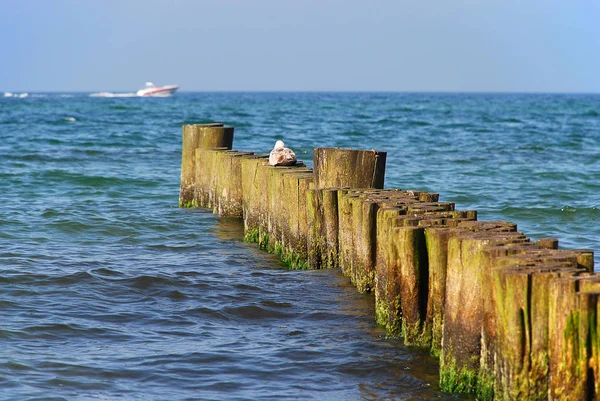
[215,151,254,218]
[240,155,269,242]
[351,196,378,292]
[322,188,341,269]
[280,170,313,269]
[197,125,234,149]
[548,276,588,401]
[179,123,231,207]
[313,148,386,189]
[375,207,406,328]
[424,226,456,357]
[490,263,583,401]
[393,225,428,345]
[296,174,314,264]
[381,215,416,336]
[337,190,358,279]
[194,147,228,209]
[440,227,526,395]
[536,238,559,250]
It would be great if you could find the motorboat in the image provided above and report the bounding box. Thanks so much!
[3,92,29,98]
[136,82,179,97]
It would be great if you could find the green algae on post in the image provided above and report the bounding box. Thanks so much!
[374,207,405,329]
[240,155,269,235]
[307,188,325,269]
[322,188,341,269]
[391,225,428,346]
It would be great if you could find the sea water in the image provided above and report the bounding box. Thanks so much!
[1,92,598,400]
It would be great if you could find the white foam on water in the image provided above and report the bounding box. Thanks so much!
[3,92,31,98]
[89,92,137,98]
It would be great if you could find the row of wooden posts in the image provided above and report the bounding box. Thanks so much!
[179,123,598,401]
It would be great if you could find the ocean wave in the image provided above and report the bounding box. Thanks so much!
[406,120,432,127]
[222,304,295,320]
[109,105,142,111]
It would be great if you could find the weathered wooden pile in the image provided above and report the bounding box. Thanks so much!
[179,123,598,401]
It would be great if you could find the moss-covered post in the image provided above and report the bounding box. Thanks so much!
[313,148,387,189]
[279,170,313,269]
[206,148,228,210]
[577,291,600,401]
[576,250,595,273]
[424,226,457,357]
[351,196,379,293]
[536,238,559,250]
[442,232,489,394]
[440,227,527,396]
[307,188,324,269]
[491,264,531,400]
[376,212,415,336]
[312,148,386,276]
[393,225,428,345]
[249,162,271,249]
[180,123,232,207]
[194,147,228,209]
[322,188,341,269]
[548,276,588,401]
[529,266,585,399]
[375,207,406,328]
[215,151,254,217]
[490,263,583,401]
[477,239,535,400]
[267,166,299,254]
[337,191,358,278]
[296,174,314,265]
[240,155,269,242]
[382,216,416,336]
[199,125,234,149]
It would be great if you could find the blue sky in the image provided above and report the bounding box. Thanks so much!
[1,0,599,92]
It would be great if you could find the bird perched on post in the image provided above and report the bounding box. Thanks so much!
[268,140,297,166]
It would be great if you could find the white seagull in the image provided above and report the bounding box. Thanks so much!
[268,140,297,166]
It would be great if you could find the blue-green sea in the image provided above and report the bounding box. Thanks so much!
[1,92,598,400]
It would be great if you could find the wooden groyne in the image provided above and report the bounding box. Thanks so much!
[179,124,597,400]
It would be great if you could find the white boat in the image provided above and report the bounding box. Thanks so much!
[136,82,179,97]
[3,92,29,98]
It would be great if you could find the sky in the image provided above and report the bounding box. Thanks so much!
[1,0,599,93]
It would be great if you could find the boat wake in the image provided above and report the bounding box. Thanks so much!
[3,92,29,98]
[90,83,179,98]
[89,92,138,98]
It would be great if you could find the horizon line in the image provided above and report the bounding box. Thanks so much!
[3,89,600,96]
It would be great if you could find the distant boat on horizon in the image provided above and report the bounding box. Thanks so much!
[136,82,179,97]
[88,82,180,98]
[3,92,29,98]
